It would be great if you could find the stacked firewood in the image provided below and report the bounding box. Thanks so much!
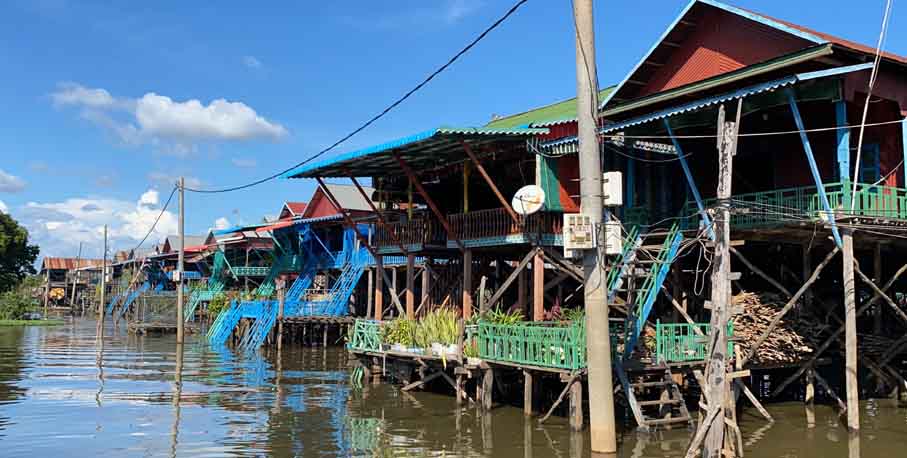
[731,291,815,365]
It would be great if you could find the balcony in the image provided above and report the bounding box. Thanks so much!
[374,216,446,254]
[448,208,565,248]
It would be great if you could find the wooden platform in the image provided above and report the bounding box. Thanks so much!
[282,316,355,324]
[127,322,198,335]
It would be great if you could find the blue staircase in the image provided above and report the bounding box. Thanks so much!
[237,300,279,352]
[297,249,369,317]
[105,291,125,316]
[283,263,319,315]
[115,281,151,321]
[207,300,245,346]
[618,223,683,361]
[185,251,229,321]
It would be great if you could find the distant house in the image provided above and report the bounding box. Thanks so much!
[278,202,308,220]
[301,183,375,219]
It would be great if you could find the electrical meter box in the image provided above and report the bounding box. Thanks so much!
[604,221,623,255]
[563,213,596,258]
[603,171,623,207]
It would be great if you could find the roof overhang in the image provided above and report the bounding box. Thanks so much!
[282,126,548,178]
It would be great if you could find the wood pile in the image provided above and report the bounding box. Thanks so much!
[731,291,816,365]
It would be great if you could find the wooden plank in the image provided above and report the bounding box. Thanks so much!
[533,251,545,321]
[729,246,792,297]
[740,246,840,367]
[483,249,537,312]
[853,262,907,326]
[346,173,409,256]
[406,254,415,319]
[539,373,579,424]
[463,249,473,320]
[402,370,442,391]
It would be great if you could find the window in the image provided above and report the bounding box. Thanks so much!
[858,144,880,183]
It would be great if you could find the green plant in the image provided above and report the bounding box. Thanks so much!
[415,307,459,346]
[381,319,416,347]
[562,307,585,324]
[0,290,37,320]
[207,292,230,317]
[483,309,524,325]
[463,338,479,358]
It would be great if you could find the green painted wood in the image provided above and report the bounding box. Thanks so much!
[655,321,733,363]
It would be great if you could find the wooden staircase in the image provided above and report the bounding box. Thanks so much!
[618,367,692,431]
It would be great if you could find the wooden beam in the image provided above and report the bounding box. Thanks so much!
[853,262,907,326]
[346,173,409,256]
[406,254,415,319]
[740,246,840,367]
[463,249,474,320]
[484,249,538,312]
[524,370,534,416]
[533,251,545,321]
[392,153,465,251]
[539,373,580,424]
[462,142,520,226]
[402,370,443,391]
[771,262,907,397]
[729,246,792,297]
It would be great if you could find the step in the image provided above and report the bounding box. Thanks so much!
[637,399,681,407]
[631,380,673,388]
[639,244,669,250]
[643,415,691,426]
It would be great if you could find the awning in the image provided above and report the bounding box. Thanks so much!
[282,126,548,178]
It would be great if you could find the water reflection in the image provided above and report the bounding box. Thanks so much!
[0,318,904,457]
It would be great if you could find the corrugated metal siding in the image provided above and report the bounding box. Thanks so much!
[42,258,104,271]
[640,8,809,96]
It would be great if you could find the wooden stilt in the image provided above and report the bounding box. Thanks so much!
[406,254,415,319]
[456,374,465,405]
[518,267,528,314]
[367,268,374,319]
[842,230,860,431]
[421,261,430,314]
[805,366,816,428]
[322,325,328,347]
[463,249,474,320]
[374,259,383,320]
[874,243,883,334]
[569,378,583,431]
[533,251,544,321]
[482,368,494,410]
[524,370,534,416]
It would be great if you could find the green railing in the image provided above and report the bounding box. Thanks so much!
[655,321,733,363]
[232,266,270,276]
[672,181,907,230]
[348,319,382,352]
[477,320,586,370]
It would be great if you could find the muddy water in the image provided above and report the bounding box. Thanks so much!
[0,318,904,457]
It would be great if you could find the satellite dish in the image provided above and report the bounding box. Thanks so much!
[512,185,546,215]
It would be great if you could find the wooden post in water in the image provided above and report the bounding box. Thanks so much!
[805,366,816,428]
[406,253,415,319]
[98,225,107,337]
[524,370,534,416]
[569,378,583,431]
[463,249,473,320]
[482,368,493,410]
[277,277,285,352]
[374,257,383,320]
[842,229,860,431]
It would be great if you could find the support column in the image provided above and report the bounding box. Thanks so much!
[874,243,883,334]
[803,243,813,309]
[569,379,584,431]
[805,366,816,428]
[421,261,431,313]
[533,251,544,321]
[518,268,528,315]
[524,370,534,416]
[406,253,415,319]
[374,257,384,320]
[482,367,493,410]
[842,230,860,431]
[366,268,374,319]
[463,249,473,320]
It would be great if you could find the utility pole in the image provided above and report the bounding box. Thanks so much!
[701,103,740,457]
[99,225,107,335]
[70,242,83,311]
[176,177,185,344]
[574,0,616,452]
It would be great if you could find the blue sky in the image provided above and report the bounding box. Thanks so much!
[1,0,903,260]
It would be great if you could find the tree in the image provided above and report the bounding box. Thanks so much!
[0,213,39,293]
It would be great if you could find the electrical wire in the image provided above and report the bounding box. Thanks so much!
[851,0,894,210]
[597,118,906,141]
[132,185,178,254]
[184,0,531,194]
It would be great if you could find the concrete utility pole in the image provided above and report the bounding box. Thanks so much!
[99,225,107,333]
[176,177,185,344]
[573,0,616,452]
[842,229,860,430]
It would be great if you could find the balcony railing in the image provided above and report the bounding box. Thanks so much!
[449,208,563,242]
[374,216,446,249]
[348,319,382,352]
[477,320,586,370]
[676,181,907,230]
[655,321,733,363]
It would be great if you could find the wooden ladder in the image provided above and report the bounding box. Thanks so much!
[620,367,692,431]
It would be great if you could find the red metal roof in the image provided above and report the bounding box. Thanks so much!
[256,220,296,233]
[285,202,307,215]
[41,257,104,271]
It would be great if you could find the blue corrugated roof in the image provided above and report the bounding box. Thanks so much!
[282,126,548,179]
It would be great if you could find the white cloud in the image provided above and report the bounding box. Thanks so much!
[0,200,7,214]
[242,55,262,69]
[19,189,178,259]
[0,169,26,193]
[231,157,257,168]
[50,82,288,152]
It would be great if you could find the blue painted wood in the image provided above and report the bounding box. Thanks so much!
[786,88,843,247]
[836,100,851,181]
[664,119,714,239]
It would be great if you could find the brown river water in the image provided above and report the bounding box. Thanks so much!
[0,317,904,457]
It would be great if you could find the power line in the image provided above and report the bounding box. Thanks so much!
[131,185,178,254]
[185,0,531,194]
[600,118,906,141]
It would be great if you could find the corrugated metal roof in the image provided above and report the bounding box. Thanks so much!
[163,235,207,252]
[282,126,548,178]
[320,183,374,213]
[41,257,104,271]
[540,63,873,152]
[485,87,615,129]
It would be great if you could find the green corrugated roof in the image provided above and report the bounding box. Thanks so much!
[484,86,615,129]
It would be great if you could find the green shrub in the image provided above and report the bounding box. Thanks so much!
[0,290,37,320]
[207,292,230,317]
